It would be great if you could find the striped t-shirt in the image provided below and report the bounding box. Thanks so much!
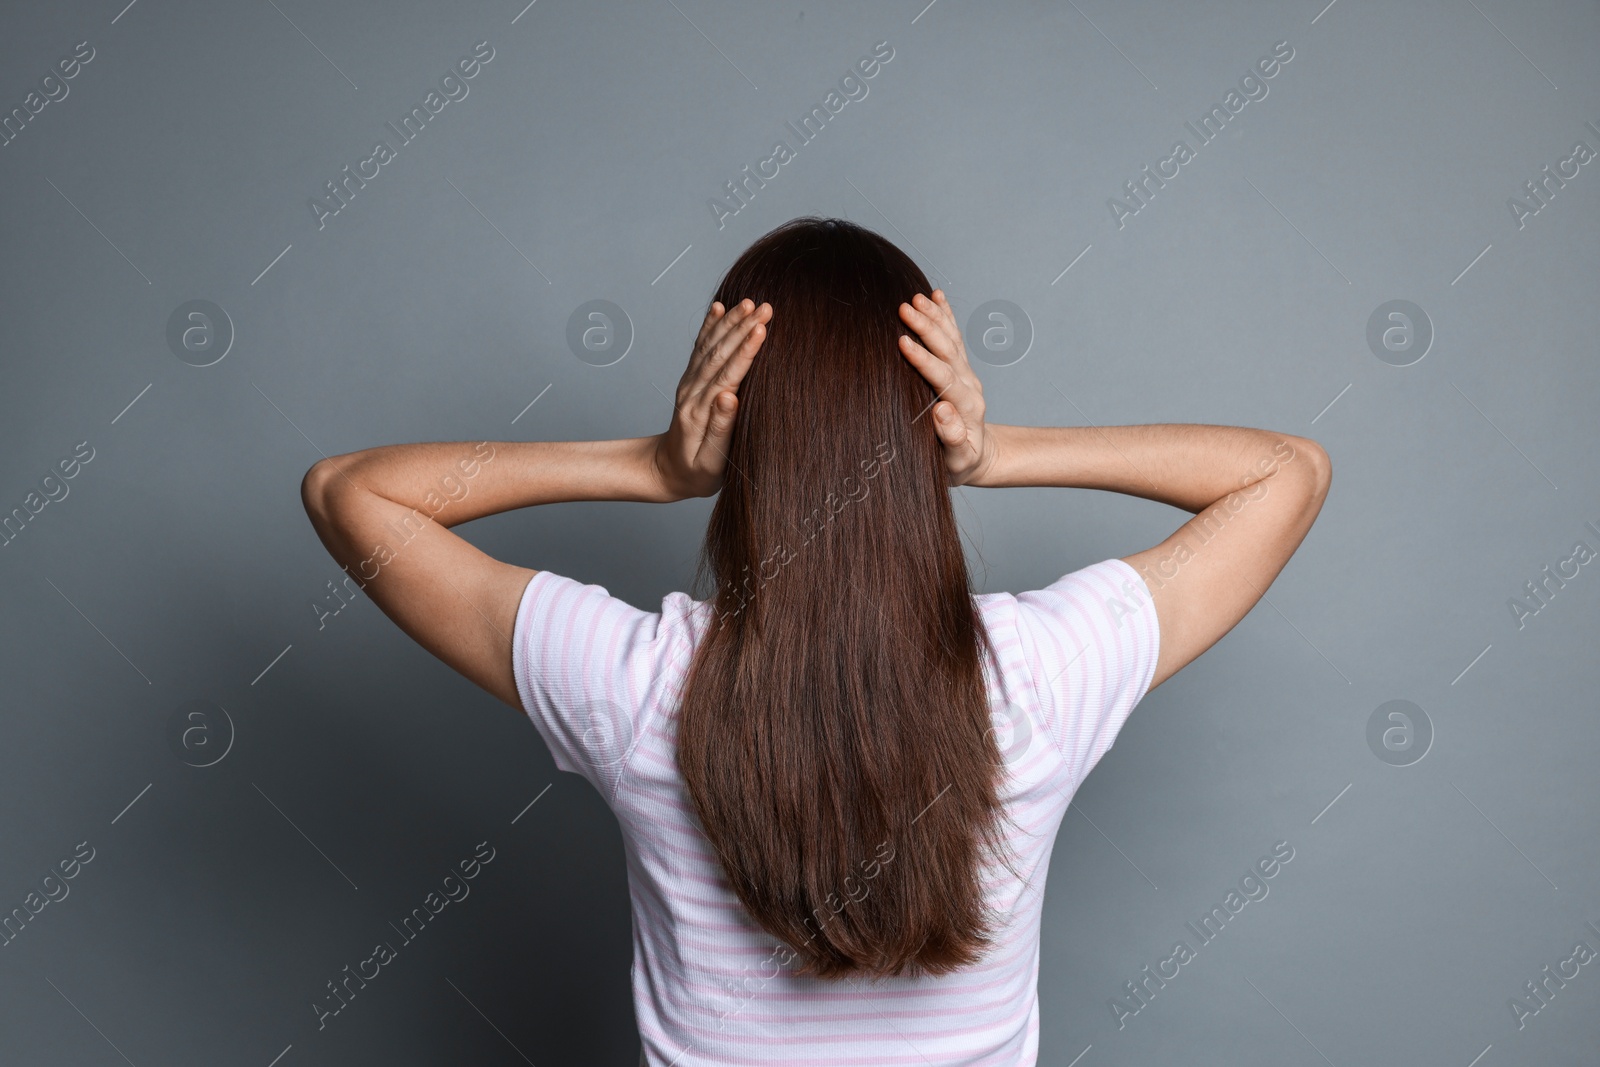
[511,558,1160,1067]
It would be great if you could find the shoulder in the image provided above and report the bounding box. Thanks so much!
[975,558,1148,637]
[979,559,1161,782]
[511,570,707,790]
[974,557,1160,713]
[516,569,707,660]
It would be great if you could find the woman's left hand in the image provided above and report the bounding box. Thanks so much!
[652,298,772,500]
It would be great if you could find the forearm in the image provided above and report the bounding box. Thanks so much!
[974,423,1317,513]
[307,435,672,530]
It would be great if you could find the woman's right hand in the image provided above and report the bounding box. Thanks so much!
[897,290,998,487]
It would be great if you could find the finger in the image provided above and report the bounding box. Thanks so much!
[692,301,727,357]
[683,302,729,385]
[915,292,963,360]
[898,295,943,340]
[706,318,766,394]
[695,321,764,409]
[918,291,973,370]
[898,331,960,394]
[933,401,969,447]
[701,303,769,385]
[688,300,748,383]
[899,296,960,365]
[694,390,739,475]
[706,389,739,441]
[704,297,758,357]
[932,292,962,343]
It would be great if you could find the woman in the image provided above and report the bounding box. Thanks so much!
[301,216,1331,1064]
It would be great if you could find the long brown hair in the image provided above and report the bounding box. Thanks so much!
[676,217,1013,980]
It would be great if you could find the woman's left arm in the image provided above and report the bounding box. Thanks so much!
[299,297,770,711]
[300,437,662,710]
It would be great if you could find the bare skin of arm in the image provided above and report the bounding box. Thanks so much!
[304,286,1329,713]
[299,298,773,709]
[896,290,1332,692]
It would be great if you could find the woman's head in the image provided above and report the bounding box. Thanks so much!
[676,216,1013,980]
[703,216,957,624]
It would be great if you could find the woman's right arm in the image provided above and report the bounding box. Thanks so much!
[897,291,1332,694]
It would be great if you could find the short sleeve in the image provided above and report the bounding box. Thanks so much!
[1009,558,1161,787]
[510,569,699,800]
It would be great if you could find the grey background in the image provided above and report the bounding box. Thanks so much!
[1,0,1596,1064]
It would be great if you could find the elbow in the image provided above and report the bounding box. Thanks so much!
[302,453,375,534]
[300,457,348,528]
[1285,435,1332,502]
